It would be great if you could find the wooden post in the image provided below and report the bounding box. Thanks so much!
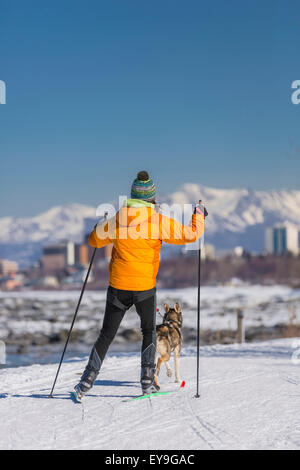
[0,340,5,367]
[237,308,245,343]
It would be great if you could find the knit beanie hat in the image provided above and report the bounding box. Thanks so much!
[131,171,156,202]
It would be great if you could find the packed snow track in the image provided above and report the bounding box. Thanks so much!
[1,338,300,450]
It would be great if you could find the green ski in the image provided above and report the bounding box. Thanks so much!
[124,380,185,402]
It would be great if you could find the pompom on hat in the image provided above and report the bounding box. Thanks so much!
[131,171,156,202]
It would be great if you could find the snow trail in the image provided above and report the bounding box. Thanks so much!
[1,338,299,450]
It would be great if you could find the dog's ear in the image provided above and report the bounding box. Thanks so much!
[174,303,181,313]
[164,303,170,313]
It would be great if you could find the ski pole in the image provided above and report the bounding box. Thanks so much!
[195,200,207,398]
[195,233,201,398]
[49,213,107,398]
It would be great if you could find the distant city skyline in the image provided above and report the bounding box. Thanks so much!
[1,0,300,217]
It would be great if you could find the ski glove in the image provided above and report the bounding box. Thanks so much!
[194,203,208,219]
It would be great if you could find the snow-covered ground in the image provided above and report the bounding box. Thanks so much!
[159,284,300,330]
[1,285,299,342]
[1,338,300,450]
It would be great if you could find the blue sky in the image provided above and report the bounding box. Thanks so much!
[0,0,300,217]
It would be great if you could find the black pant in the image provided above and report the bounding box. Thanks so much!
[85,286,157,374]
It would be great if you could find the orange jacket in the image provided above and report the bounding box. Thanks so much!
[89,202,205,291]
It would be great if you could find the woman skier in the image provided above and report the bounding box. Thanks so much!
[74,171,206,399]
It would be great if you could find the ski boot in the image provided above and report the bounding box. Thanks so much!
[141,363,160,395]
[73,384,85,403]
[73,367,98,402]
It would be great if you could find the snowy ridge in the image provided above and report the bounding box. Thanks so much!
[1,184,300,245]
[0,203,96,244]
[0,184,300,264]
[1,338,299,450]
[163,183,300,234]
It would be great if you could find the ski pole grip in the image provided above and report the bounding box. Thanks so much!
[196,200,208,218]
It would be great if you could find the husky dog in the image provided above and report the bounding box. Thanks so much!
[155,303,183,384]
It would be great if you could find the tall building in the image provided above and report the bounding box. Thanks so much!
[42,241,75,273]
[0,259,18,275]
[75,244,89,266]
[265,223,299,255]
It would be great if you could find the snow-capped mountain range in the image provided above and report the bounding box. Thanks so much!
[1,184,300,265]
[165,183,300,234]
[0,203,96,245]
